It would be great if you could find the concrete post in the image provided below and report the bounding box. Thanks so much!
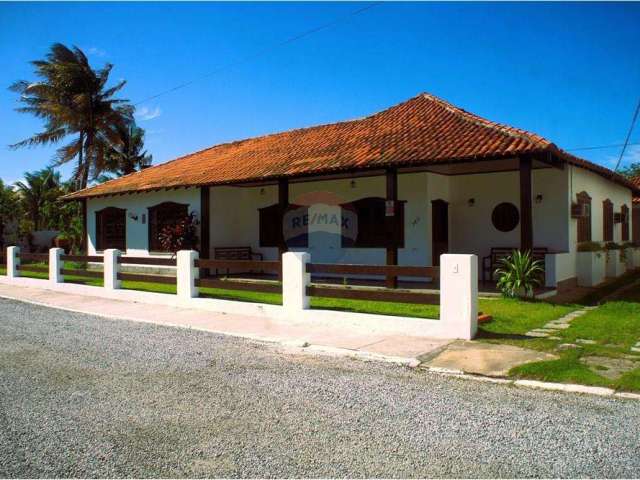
[440,254,478,340]
[49,248,64,284]
[177,250,199,298]
[104,249,121,290]
[283,251,311,312]
[7,246,19,279]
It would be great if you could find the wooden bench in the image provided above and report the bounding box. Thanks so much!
[213,247,264,276]
[482,247,548,281]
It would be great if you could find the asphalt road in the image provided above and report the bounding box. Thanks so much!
[0,298,638,478]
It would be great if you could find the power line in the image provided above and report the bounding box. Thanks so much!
[134,2,382,106]
[614,97,640,171]
[567,141,640,152]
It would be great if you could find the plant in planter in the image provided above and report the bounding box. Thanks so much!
[604,242,625,277]
[495,250,544,299]
[576,241,605,287]
[158,212,199,258]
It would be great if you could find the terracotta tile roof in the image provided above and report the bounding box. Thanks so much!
[64,93,640,199]
[632,176,640,204]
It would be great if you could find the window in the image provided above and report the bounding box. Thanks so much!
[259,204,308,248]
[603,199,614,242]
[342,197,404,248]
[576,191,592,243]
[621,204,630,242]
[491,203,519,232]
[634,205,640,244]
[148,202,189,251]
[95,207,126,251]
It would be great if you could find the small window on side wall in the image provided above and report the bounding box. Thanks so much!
[148,202,189,252]
[95,207,126,251]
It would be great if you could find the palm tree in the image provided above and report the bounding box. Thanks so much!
[98,121,152,179]
[9,43,133,190]
[14,168,62,231]
[0,180,21,248]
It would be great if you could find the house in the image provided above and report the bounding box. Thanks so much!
[63,93,640,290]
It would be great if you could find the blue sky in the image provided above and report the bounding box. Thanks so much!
[1,2,639,185]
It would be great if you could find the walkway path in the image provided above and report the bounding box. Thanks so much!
[0,283,449,363]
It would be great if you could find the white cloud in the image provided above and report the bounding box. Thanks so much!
[603,144,640,170]
[135,106,162,121]
[87,47,106,57]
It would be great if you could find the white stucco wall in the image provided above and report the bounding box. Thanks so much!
[86,188,200,257]
[84,164,633,281]
[447,167,570,259]
[568,164,634,252]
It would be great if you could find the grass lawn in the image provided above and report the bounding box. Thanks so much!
[508,277,640,392]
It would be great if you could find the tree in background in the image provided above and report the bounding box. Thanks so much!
[14,168,62,231]
[96,121,152,182]
[0,180,21,248]
[619,162,640,179]
[9,43,133,190]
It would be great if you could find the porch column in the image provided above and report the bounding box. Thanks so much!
[519,156,533,253]
[200,186,210,277]
[386,168,398,289]
[80,198,87,254]
[278,178,289,280]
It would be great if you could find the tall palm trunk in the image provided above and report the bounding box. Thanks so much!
[76,131,85,191]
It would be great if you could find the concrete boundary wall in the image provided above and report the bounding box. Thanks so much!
[2,247,478,340]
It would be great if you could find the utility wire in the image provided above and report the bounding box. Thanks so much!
[614,97,640,171]
[134,2,382,106]
[567,141,640,152]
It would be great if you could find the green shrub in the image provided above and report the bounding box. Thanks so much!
[577,241,603,252]
[495,250,544,299]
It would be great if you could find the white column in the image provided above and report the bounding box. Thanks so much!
[440,254,478,340]
[7,246,19,279]
[104,249,121,290]
[177,250,199,298]
[49,248,64,283]
[283,251,311,312]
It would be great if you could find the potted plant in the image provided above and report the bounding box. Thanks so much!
[604,242,625,277]
[622,242,636,270]
[576,241,605,287]
[53,233,70,253]
[495,250,544,299]
[158,212,199,258]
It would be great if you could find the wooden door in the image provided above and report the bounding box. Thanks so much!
[432,199,449,266]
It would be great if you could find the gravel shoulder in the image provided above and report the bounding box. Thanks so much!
[0,298,639,478]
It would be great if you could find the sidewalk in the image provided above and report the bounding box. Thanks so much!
[0,283,450,364]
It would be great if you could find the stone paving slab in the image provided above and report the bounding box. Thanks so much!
[420,340,557,377]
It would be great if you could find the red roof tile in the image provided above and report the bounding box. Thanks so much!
[64,93,640,199]
[632,176,640,204]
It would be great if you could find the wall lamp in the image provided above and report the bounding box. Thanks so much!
[467,198,475,207]
[535,194,543,204]
[128,212,139,221]
[350,180,357,189]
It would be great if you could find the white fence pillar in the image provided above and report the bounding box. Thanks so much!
[49,248,64,284]
[104,249,121,290]
[7,246,19,279]
[177,250,199,298]
[440,254,478,340]
[283,251,311,312]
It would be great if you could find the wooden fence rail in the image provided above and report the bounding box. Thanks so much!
[21,253,49,263]
[117,272,176,285]
[306,263,439,278]
[195,278,281,294]
[195,259,281,273]
[306,285,439,305]
[118,257,176,266]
